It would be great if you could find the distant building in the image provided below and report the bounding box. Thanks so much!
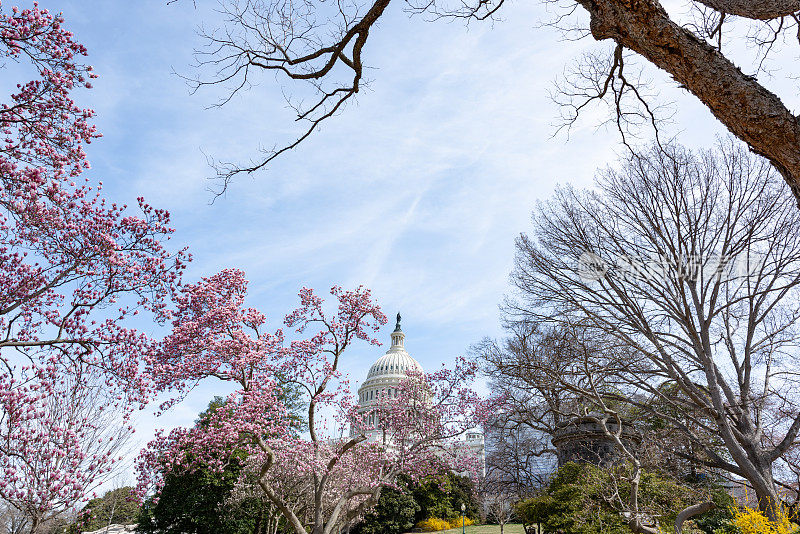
[352,313,485,477]
[552,414,641,467]
[355,315,423,433]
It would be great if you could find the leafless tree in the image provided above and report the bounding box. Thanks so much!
[476,402,553,528]
[0,504,71,534]
[487,320,721,534]
[180,0,800,205]
[232,453,321,534]
[477,327,582,490]
[479,419,547,534]
[482,490,515,534]
[480,321,697,534]
[0,503,30,534]
[482,419,554,498]
[479,326,573,441]
[507,140,800,518]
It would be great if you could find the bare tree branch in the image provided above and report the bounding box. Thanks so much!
[182,0,800,205]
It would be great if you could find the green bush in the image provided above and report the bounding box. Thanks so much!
[68,487,140,534]
[352,471,480,534]
[411,472,480,523]
[516,462,732,534]
[352,486,420,534]
[135,458,269,534]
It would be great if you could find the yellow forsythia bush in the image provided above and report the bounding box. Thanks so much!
[417,518,449,531]
[416,517,475,531]
[731,502,797,534]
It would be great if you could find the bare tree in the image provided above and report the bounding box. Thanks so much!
[181,0,800,205]
[477,328,579,490]
[482,490,515,534]
[507,140,800,518]
[0,503,30,534]
[477,405,552,531]
[480,323,697,534]
[488,320,721,534]
[228,462,303,534]
[483,419,554,498]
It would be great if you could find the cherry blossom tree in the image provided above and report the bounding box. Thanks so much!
[138,269,488,534]
[0,3,188,530]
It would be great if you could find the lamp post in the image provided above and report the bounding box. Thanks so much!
[461,503,466,534]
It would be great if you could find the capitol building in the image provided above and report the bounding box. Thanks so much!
[353,314,485,477]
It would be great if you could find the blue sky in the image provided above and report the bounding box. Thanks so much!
[20,0,799,483]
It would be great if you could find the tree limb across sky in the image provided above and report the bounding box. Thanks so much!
[180,0,800,205]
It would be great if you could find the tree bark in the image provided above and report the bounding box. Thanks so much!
[253,508,263,534]
[675,502,715,534]
[692,0,800,19]
[578,0,800,204]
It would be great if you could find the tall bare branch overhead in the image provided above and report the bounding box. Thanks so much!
[186,0,800,205]
[575,0,800,202]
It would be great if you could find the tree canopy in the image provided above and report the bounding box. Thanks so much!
[506,141,800,516]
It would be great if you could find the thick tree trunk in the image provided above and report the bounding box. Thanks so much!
[748,467,782,519]
[578,0,800,204]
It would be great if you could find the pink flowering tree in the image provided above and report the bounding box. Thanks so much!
[0,3,188,530]
[1,366,135,533]
[138,269,488,534]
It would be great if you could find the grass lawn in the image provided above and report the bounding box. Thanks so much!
[408,525,527,534]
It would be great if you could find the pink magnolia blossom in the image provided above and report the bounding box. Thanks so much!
[139,271,491,534]
[0,3,188,529]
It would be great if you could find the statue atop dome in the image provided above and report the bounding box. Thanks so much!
[394,312,402,332]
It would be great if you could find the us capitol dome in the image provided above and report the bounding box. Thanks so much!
[356,313,422,410]
[353,313,485,476]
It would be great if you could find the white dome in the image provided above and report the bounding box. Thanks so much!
[367,350,423,379]
[356,314,424,403]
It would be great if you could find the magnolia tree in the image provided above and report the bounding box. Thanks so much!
[0,3,187,530]
[3,368,137,534]
[137,269,488,534]
[226,456,310,534]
